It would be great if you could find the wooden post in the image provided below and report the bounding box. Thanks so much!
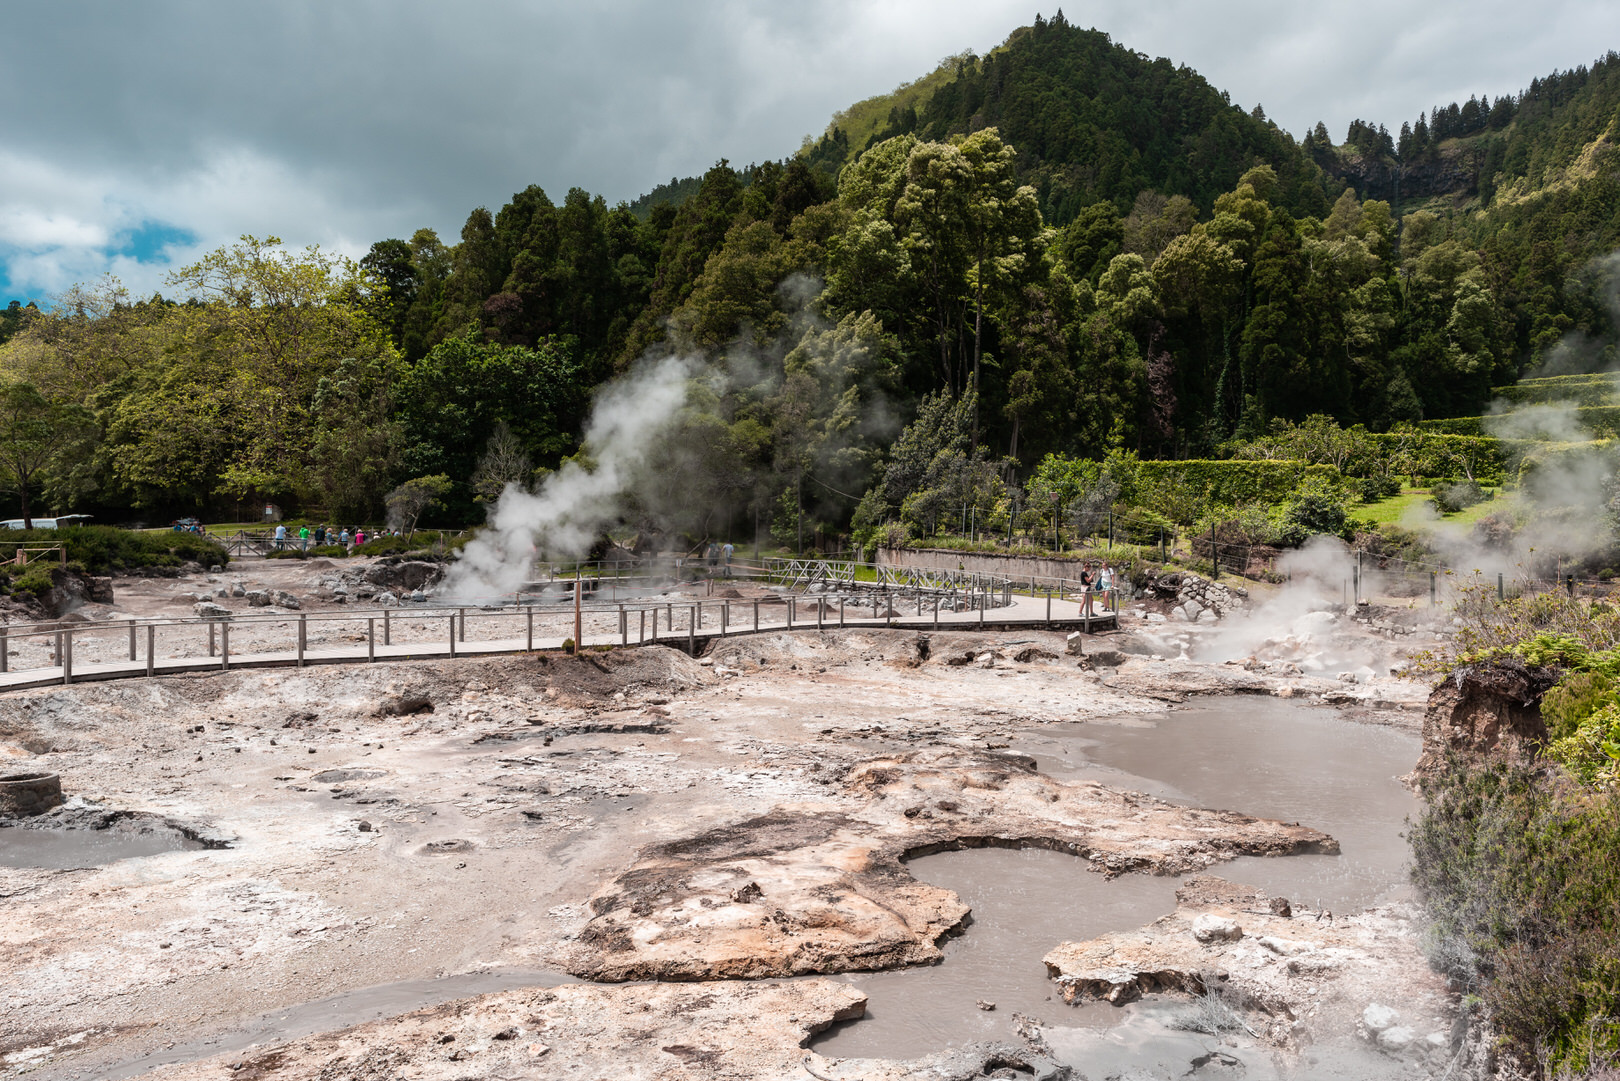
[753,600,759,632]
[208,621,216,657]
[221,623,230,670]
[1430,571,1437,608]
[449,614,457,657]
[722,601,729,636]
[573,578,582,653]
[817,598,823,631]
[640,608,646,644]
[367,618,375,662]
[787,598,794,629]
[1046,589,1052,624]
[0,625,7,672]
[62,630,72,684]
[620,603,627,646]
[840,598,845,626]
[933,597,940,630]
[129,619,137,662]
[146,624,154,677]
[298,614,306,666]
[687,606,695,655]
[458,607,466,642]
[384,609,391,646]
[526,608,534,652]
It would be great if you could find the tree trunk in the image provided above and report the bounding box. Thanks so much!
[19,473,32,530]
[971,273,984,454]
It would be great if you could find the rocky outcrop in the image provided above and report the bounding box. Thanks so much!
[1145,570,1248,622]
[364,560,444,593]
[567,749,1336,982]
[40,568,114,616]
[1413,658,1557,781]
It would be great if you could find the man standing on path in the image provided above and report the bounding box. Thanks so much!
[722,541,734,577]
[274,522,287,551]
[298,524,310,552]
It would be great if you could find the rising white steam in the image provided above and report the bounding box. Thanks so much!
[441,355,695,602]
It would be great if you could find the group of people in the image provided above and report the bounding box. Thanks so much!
[271,523,402,552]
[1078,560,1117,616]
[703,541,736,577]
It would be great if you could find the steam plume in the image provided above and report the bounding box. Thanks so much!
[441,355,695,601]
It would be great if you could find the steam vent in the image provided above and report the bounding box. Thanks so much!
[0,771,64,817]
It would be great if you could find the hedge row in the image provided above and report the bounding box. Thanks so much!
[1492,376,1620,407]
[1364,432,1533,483]
[1420,406,1620,439]
[1135,459,1342,504]
[0,525,229,574]
[1516,439,1620,493]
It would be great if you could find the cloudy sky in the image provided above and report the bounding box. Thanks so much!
[3,0,1617,301]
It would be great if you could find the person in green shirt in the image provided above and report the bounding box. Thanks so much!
[298,525,310,552]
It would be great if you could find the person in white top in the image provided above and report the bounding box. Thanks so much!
[273,523,287,550]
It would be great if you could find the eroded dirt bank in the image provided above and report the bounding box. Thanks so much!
[0,602,1443,1080]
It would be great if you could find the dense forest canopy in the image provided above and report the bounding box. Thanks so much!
[0,14,1617,540]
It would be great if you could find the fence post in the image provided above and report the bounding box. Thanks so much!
[458,608,466,642]
[687,606,695,655]
[208,620,216,657]
[754,600,760,632]
[146,625,154,677]
[1568,574,1576,597]
[620,604,628,646]
[129,619,137,662]
[526,608,534,652]
[0,625,7,673]
[817,598,824,631]
[62,630,72,684]
[722,602,729,636]
[839,598,845,626]
[449,614,457,657]
[933,597,940,630]
[640,608,646,644]
[1430,571,1437,607]
[298,614,306,666]
[367,618,375,662]
[1497,573,1505,601]
[221,623,230,670]
[384,609,391,646]
[1046,589,1052,624]
[788,598,795,628]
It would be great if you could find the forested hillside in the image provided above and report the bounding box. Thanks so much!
[0,15,1616,541]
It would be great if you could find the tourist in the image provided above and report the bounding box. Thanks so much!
[339,527,351,548]
[722,541,734,577]
[1099,562,1116,611]
[355,527,367,547]
[1079,562,1095,617]
[298,524,310,552]
[314,524,326,546]
[273,522,287,551]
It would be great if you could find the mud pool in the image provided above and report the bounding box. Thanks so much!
[815,697,1420,1062]
[0,827,206,869]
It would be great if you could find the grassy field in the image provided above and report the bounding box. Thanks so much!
[1356,486,1506,528]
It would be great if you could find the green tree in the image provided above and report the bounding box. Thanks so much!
[0,382,97,527]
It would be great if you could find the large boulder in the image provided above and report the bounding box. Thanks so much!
[363,560,444,592]
[40,568,115,616]
[1413,658,1557,781]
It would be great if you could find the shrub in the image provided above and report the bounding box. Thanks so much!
[1359,473,1403,501]
[1432,479,1491,514]
[1274,478,1350,547]
[1411,761,1620,1073]
[1134,460,1341,511]
[0,525,228,574]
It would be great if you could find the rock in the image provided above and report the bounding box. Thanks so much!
[976,999,996,1011]
[1378,1025,1416,1051]
[1108,633,1158,656]
[1362,1003,1401,1033]
[1413,657,1557,780]
[246,590,271,607]
[410,590,426,603]
[1256,935,1313,956]
[208,564,223,573]
[376,591,399,606]
[357,820,375,833]
[1268,896,1292,918]
[231,584,246,598]
[376,694,434,717]
[193,602,232,619]
[730,881,764,904]
[1065,632,1085,655]
[214,588,228,599]
[273,590,301,609]
[1085,649,1127,667]
[1197,608,1219,623]
[364,560,445,592]
[1012,646,1058,663]
[1191,914,1243,943]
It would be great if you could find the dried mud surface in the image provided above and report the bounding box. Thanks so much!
[0,588,1439,1080]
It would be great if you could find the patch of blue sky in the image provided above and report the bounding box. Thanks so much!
[0,219,195,307]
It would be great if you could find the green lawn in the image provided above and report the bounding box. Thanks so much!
[1356,486,1505,528]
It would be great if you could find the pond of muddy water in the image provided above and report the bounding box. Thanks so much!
[814,697,1420,1063]
[0,826,207,869]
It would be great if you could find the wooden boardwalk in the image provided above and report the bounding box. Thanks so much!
[0,593,1118,693]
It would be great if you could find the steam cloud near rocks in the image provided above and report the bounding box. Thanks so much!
[441,355,695,602]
